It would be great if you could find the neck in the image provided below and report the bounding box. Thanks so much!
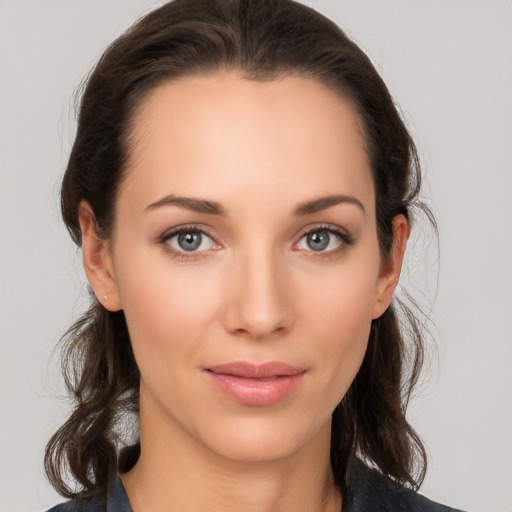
[121,397,341,512]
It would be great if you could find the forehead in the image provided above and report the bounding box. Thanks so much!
[119,71,374,216]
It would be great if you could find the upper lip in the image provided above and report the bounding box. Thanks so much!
[206,361,305,378]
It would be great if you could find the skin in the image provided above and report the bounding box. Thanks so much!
[79,71,408,512]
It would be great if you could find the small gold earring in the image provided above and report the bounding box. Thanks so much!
[104,293,110,302]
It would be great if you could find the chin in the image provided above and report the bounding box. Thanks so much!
[197,413,330,464]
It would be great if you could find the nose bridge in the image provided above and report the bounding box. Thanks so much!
[223,241,292,339]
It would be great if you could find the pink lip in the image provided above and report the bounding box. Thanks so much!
[204,361,306,406]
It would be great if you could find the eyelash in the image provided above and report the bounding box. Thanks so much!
[157,223,354,261]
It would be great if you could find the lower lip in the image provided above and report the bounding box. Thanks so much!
[205,371,306,406]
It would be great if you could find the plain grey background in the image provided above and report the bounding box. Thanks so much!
[0,1,510,511]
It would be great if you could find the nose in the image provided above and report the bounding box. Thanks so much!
[222,249,294,340]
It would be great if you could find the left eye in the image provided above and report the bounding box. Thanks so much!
[166,230,216,252]
[297,229,343,252]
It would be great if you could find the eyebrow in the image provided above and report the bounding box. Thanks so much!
[145,195,225,215]
[145,193,365,217]
[294,194,366,216]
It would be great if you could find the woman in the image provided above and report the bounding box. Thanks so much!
[45,0,464,510]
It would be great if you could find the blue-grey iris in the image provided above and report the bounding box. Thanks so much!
[178,232,202,251]
[307,231,329,251]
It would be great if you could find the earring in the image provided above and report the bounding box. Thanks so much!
[104,293,110,302]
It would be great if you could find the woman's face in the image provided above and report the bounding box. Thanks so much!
[82,71,405,463]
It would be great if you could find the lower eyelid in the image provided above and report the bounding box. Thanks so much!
[160,238,217,261]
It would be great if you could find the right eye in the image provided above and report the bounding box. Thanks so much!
[165,229,216,253]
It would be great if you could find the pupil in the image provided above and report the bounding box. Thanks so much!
[178,232,201,251]
[307,231,329,251]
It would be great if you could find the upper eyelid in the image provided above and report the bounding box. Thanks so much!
[159,224,217,241]
[295,223,352,240]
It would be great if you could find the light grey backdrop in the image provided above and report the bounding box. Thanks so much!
[0,1,510,511]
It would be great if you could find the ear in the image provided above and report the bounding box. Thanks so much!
[371,214,409,319]
[78,201,122,312]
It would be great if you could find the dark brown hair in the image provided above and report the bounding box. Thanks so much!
[46,0,430,502]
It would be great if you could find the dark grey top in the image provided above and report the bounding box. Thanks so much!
[46,464,466,512]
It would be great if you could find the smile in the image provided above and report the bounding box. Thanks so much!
[204,362,306,406]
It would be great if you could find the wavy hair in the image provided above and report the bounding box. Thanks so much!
[46,0,431,502]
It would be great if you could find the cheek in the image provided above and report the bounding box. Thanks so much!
[308,277,374,370]
[299,247,380,338]
[112,246,221,375]
[295,245,380,396]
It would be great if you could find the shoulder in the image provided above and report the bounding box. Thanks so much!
[346,461,466,512]
[46,501,102,512]
[45,478,132,512]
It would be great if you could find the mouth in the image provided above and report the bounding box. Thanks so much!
[204,361,306,406]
